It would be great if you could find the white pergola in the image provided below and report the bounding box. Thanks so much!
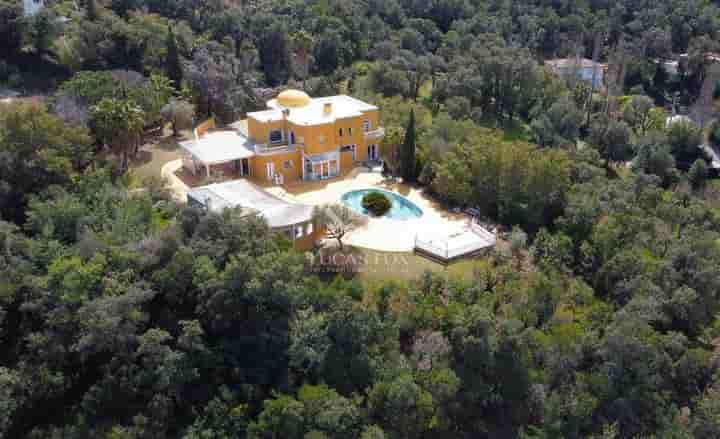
[178,131,256,177]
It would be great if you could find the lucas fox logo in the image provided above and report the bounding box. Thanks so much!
[307,250,411,273]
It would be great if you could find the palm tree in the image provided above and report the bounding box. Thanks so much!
[91,98,145,172]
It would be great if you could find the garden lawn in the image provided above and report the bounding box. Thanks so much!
[128,135,184,187]
[348,246,483,284]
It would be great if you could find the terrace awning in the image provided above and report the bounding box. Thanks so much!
[179,131,256,165]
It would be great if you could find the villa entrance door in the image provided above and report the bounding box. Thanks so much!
[308,157,339,180]
[240,158,250,176]
[367,144,378,161]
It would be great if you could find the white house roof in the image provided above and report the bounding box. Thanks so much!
[701,144,720,169]
[247,94,378,127]
[247,109,285,123]
[187,179,314,228]
[545,58,606,69]
[665,114,694,128]
[179,131,256,165]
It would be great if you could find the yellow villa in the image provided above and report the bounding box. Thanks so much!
[180,89,385,185]
[179,90,385,250]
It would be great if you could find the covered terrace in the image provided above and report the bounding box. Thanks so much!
[178,130,256,178]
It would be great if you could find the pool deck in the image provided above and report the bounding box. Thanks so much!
[161,161,489,253]
[265,171,473,252]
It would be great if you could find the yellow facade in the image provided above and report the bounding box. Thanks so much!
[340,150,354,174]
[275,220,326,251]
[186,92,382,248]
[247,117,287,145]
[250,151,301,182]
[243,92,383,184]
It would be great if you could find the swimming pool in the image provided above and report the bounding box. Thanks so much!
[341,189,423,220]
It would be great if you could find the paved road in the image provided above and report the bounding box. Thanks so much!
[160,159,189,202]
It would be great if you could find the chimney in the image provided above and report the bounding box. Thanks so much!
[323,102,332,116]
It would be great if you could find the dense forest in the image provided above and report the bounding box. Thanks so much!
[4,0,720,438]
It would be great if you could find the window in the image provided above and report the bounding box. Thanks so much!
[283,160,293,169]
[348,127,353,137]
[319,135,326,144]
[363,120,371,132]
[295,224,303,239]
[269,129,283,144]
[340,144,356,160]
[306,222,314,235]
[339,128,343,137]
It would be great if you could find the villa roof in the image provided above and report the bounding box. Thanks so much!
[701,144,720,169]
[665,114,694,128]
[247,94,378,127]
[276,89,312,108]
[187,179,314,228]
[178,130,256,165]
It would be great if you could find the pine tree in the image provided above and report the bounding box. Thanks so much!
[689,159,709,193]
[111,0,136,18]
[165,26,183,88]
[400,109,417,182]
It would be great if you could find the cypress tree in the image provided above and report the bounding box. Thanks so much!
[400,108,417,182]
[86,0,98,21]
[111,0,136,18]
[165,26,183,88]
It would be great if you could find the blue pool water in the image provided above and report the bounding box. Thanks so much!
[341,189,423,220]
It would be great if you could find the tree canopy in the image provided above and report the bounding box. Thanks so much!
[4,0,720,438]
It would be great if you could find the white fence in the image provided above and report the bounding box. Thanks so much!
[415,223,496,261]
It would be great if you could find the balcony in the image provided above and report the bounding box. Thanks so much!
[254,141,303,155]
[364,127,385,140]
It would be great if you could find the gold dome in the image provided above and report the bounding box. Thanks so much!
[276,89,311,108]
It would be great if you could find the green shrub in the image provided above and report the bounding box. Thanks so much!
[709,119,720,147]
[361,191,392,216]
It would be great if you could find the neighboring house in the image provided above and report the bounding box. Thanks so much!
[655,59,679,77]
[664,115,720,171]
[665,52,720,76]
[179,90,384,184]
[665,114,694,128]
[187,179,324,250]
[23,0,45,16]
[545,58,606,90]
[701,144,720,171]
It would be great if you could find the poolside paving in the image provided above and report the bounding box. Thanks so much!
[163,161,482,253]
[266,171,472,252]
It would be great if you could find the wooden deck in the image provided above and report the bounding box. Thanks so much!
[414,223,496,264]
